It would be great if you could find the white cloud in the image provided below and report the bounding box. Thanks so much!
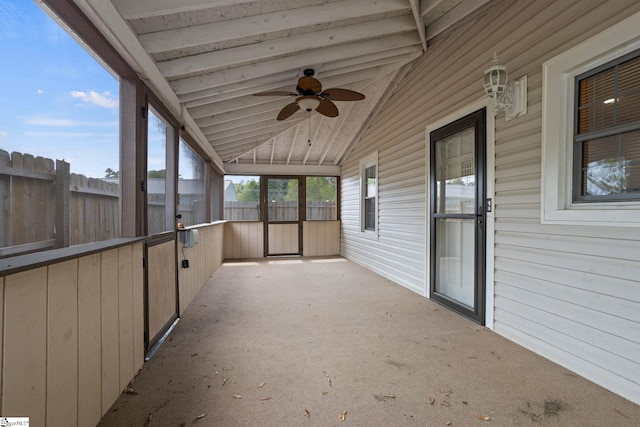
[24,131,113,138]
[24,117,74,127]
[71,90,118,109]
[0,131,8,138]
[23,116,118,127]
[37,89,43,94]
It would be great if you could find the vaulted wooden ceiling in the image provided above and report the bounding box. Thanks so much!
[72,0,491,173]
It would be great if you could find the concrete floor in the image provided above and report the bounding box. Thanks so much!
[98,257,640,426]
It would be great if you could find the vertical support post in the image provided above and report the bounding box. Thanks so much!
[55,159,70,248]
[120,78,146,237]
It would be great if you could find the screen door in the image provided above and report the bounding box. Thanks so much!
[429,109,486,324]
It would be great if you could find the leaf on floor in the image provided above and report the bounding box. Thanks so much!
[194,414,206,420]
[144,413,152,426]
[125,386,137,395]
[340,410,347,422]
[190,353,198,357]
[260,397,272,401]
[429,396,435,405]
[383,393,396,398]
[222,377,229,386]
[475,414,491,421]
[232,395,242,399]
[322,371,328,377]
[441,400,450,407]
[328,377,332,387]
[446,419,451,425]
[305,409,311,417]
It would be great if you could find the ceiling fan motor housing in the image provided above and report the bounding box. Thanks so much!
[297,77,322,95]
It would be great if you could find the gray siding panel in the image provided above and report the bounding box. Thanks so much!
[340,0,640,403]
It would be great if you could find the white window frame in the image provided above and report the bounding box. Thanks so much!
[541,11,640,227]
[359,151,378,238]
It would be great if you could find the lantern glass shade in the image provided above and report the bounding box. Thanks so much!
[483,64,508,97]
[298,96,321,111]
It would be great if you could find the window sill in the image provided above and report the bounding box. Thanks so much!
[360,229,379,240]
[0,237,146,277]
[542,203,640,227]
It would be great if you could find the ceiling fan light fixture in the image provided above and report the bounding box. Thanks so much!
[297,96,321,112]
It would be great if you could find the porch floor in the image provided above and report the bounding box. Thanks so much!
[98,257,639,426]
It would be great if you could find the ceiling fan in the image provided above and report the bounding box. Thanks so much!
[253,69,365,120]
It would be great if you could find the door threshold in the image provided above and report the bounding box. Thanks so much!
[145,317,180,361]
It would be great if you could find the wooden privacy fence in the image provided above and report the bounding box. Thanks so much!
[0,149,120,256]
[224,201,337,221]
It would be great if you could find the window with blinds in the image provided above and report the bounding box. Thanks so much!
[574,49,640,201]
[364,165,377,231]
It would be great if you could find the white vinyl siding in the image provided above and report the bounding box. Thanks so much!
[341,0,640,404]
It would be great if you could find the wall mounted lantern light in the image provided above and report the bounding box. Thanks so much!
[483,52,527,120]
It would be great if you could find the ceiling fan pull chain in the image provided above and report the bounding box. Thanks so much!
[308,112,312,146]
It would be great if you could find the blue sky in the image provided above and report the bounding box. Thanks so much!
[0,0,120,177]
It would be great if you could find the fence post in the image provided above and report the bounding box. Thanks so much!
[55,159,70,248]
[0,149,10,246]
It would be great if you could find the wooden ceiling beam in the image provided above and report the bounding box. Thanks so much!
[138,0,410,54]
[111,0,255,20]
[158,15,417,79]
[171,33,421,95]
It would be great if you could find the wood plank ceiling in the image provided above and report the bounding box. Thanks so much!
[75,0,491,173]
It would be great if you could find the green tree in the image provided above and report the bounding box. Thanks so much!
[236,179,260,201]
[284,179,298,201]
[268,178,289,201]
[306,176,337,201]
[104,168,119,178]
[147,169,166,178]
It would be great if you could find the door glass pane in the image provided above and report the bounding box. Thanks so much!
[268,178,298,221]
[434,218,475,308]
[147,108,171,235]
[435,127,475,214]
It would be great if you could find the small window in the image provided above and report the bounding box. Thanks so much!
[541,10,640,227]
[359,151,378,234]
[364,166,376,230]
[306,176,338,220]
[574,50,640,201]
[224,175,260,221]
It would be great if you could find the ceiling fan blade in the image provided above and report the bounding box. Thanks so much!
[316,98,338,118]
[253,91,297,97]
[277,102,300,120]
[321,88,365,101]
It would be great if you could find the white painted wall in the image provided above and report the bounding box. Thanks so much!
[341,0,640,404]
